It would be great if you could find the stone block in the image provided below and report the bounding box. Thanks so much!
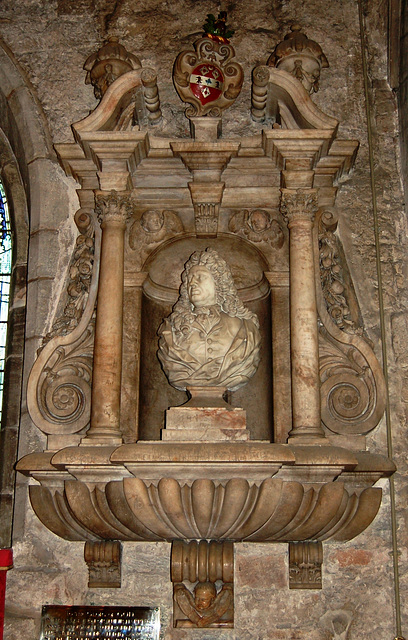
[7,85,50,164]
[163,406,248,442]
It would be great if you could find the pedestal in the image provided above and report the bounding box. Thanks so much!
[162,386,249,442]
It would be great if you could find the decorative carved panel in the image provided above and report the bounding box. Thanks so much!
[26,209,100,439]
[289,541,323,589]
[315,210,387,436]
[84,541,122,588]
[171,540,233,628]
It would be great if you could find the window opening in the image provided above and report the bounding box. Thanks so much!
[0,181,11,422]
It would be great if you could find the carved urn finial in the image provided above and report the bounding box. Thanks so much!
[84,36,142,100]
[268,25,329,94]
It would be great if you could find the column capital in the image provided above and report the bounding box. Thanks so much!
[95,190,133,227]
[280,188,318,227]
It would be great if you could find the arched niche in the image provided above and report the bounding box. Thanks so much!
[122,234,274,441]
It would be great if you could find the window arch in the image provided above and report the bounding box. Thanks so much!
[0,180,12,422]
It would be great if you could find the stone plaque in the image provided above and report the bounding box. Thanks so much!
[40,606,160,640]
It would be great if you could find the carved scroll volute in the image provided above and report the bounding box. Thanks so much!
[315,209,386,435]
[27,209,101,439]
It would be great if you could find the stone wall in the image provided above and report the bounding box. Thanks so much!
[0,0,407,638]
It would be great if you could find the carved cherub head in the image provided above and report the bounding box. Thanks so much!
[194,582,217,610]
[140,209,165,234]
[248,209,271,233]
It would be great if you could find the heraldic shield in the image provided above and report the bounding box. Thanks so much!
[173,36,244,117]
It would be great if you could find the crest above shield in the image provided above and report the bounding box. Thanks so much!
[173,35,244,118]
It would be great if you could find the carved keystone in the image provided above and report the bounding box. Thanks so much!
[84,541,122,588]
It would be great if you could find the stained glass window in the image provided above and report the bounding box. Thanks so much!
[0,181,11,422]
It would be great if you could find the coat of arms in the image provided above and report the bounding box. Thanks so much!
[173,14,243,117]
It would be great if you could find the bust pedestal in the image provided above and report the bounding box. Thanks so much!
[162,386,249,442]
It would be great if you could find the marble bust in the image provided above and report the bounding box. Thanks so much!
[157,248,261,392]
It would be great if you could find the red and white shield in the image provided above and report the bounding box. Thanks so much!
[190,64,224,105]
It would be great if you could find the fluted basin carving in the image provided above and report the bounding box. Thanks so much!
[18,442,394,544]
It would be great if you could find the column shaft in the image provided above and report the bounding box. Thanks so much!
[85,191,132,444]
[281,189,326,442]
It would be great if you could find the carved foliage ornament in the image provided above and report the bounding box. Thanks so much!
[318,209,362,335]
[44,210,95,343]
[173,36,244,117]
[95,190,133,226]
[27,208,101,437]
[289,541,323,589]
[280,188,318,225]
[315,210,387,435]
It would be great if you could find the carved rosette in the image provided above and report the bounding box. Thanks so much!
[173,37,244,117]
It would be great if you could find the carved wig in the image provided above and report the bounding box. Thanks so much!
[169,247,259,339]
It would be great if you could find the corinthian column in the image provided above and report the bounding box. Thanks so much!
[280,188,326,442]
[84,190,132,444]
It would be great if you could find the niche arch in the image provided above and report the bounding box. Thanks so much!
[129,233,273,441]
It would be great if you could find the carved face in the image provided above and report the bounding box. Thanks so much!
[141,210,164,233]
[249,210,269,232]
[194,583,216,610]
[187,266,217,308]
